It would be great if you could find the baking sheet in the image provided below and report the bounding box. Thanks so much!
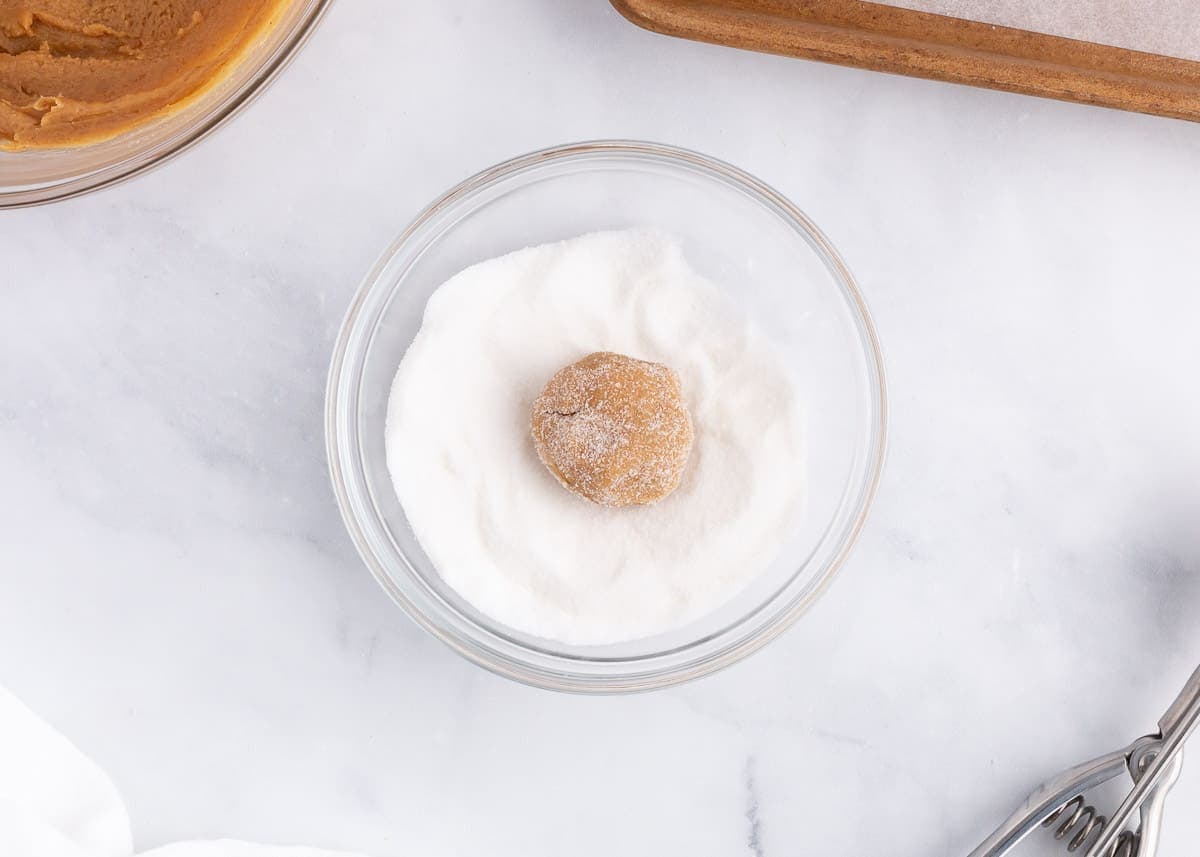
[883,0,1200,61]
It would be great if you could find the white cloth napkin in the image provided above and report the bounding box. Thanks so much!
[0,685,371,857]
[0,685,131,857]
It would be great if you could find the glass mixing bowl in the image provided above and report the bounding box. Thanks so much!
[0,0,332,209]
[326,140,887,692]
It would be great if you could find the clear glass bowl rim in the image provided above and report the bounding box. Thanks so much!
[326,139,888,693]
[0,0,335,209]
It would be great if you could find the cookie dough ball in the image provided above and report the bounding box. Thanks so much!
[531,352,694,507]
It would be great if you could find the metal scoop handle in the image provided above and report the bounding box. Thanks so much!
[965,750,1129,857]
[1158,662,1200,738]
[1084,663,1200,857]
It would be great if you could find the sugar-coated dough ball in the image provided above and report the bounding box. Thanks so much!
[530,351,694,507]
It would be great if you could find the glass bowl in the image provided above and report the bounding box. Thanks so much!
[0,0,333,209]
[326,140,887,693]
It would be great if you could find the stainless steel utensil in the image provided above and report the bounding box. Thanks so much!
[969,663,1200,857]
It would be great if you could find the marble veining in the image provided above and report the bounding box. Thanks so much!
[743,757,765,857]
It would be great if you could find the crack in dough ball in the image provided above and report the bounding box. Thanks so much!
[530,351,694,507]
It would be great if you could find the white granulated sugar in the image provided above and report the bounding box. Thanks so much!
[386,229,805,645]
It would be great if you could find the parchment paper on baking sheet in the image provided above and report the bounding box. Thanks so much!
[880,0,1200,62]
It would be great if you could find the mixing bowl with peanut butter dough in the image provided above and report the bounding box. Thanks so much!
[1,0,292,149]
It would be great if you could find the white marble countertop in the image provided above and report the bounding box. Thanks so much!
[3,2,1199,855]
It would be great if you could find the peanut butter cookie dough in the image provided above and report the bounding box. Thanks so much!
[1,0,290,149]
[531,352,694,507]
